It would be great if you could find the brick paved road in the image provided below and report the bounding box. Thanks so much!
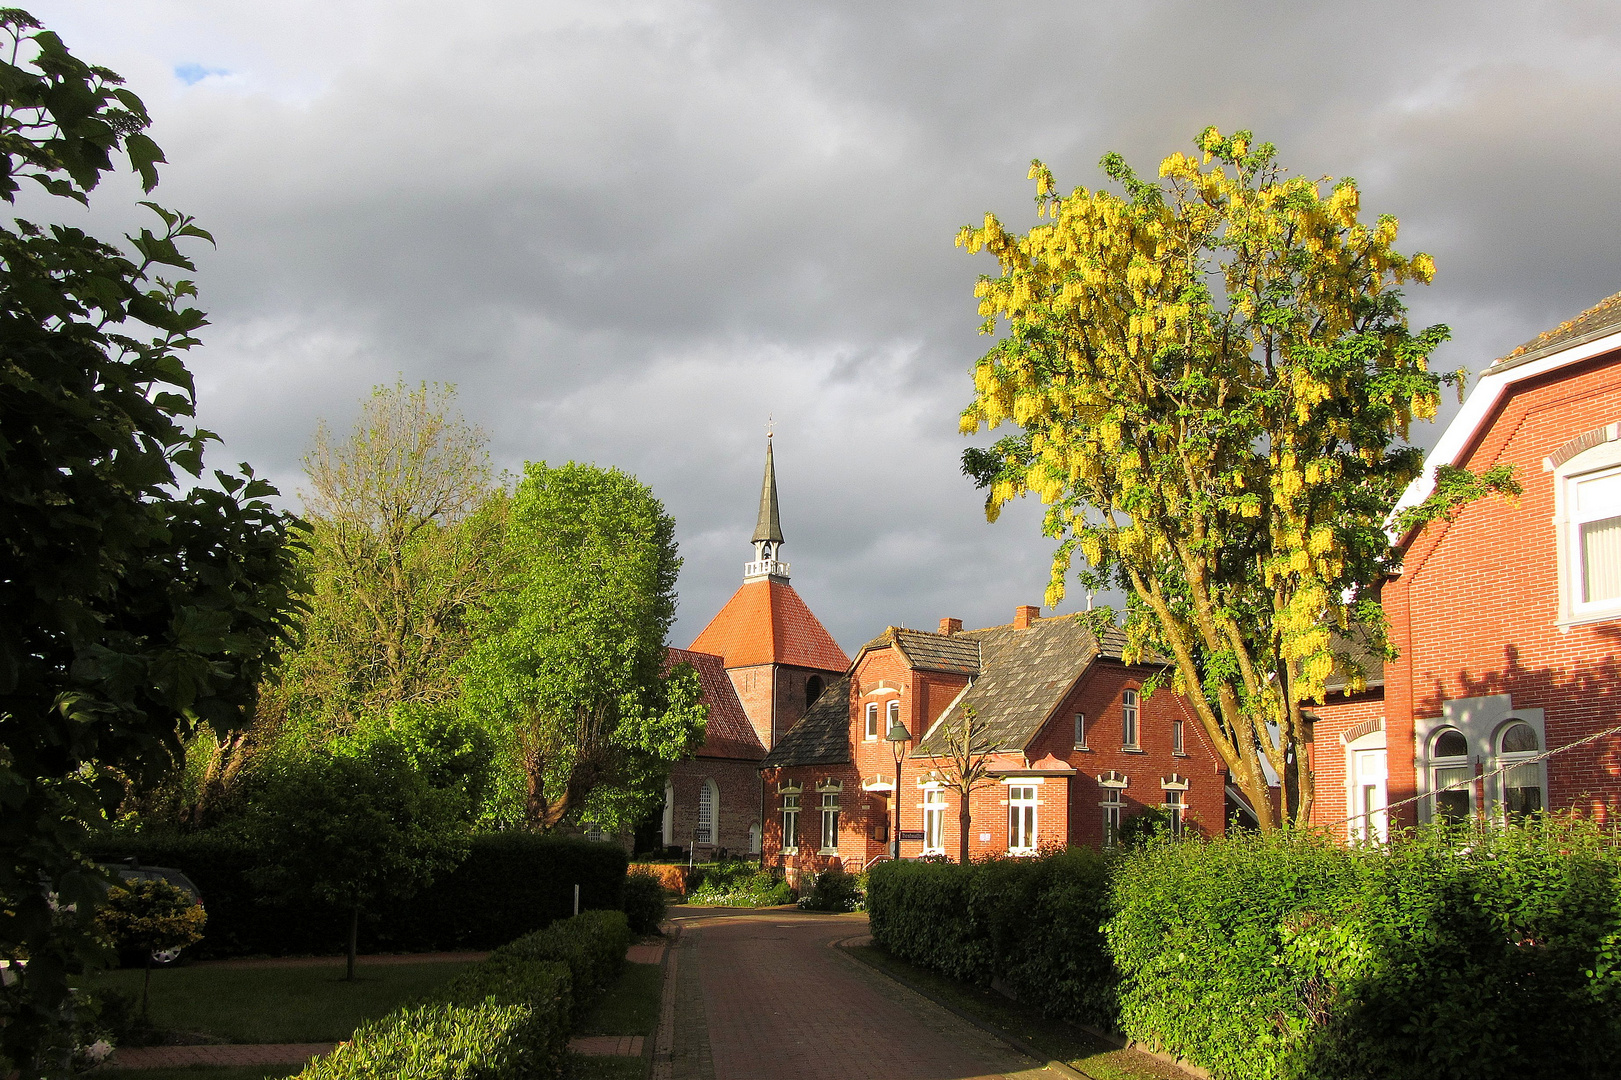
[666,909,1056,1080]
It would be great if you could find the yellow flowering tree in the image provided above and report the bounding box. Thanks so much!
[958,128,1516,829]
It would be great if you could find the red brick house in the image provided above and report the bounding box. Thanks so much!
[657,438,849,857]
[1309,292,1621,838]
[759,605,1227,872]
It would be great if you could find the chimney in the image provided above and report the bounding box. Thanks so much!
[1013,605,1040,630]
[939,617,963,636]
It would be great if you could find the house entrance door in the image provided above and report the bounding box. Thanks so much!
[1352,748,1388,842]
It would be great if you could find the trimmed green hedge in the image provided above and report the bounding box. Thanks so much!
[293,909,635,1080]
[492,909,630,1022]
[89,831,627,957]
[868,821,1621,1080]
[867,848,1115,1028]
[1109,823,1621,1080]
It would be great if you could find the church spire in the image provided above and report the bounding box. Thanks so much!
[745,435,789,582]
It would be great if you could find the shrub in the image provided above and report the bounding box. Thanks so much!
[94,880,208,1016]
[867,849,1116,1027]
[88,832,627,957]
[796,868,861,912]
[492,910,630,1022]
[688,862,794,907]
[295,934,571,1080]
[1107,819,1621,1080]
[622,869,668,934]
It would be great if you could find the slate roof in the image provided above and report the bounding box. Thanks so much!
[857,627,982,674]
[666,648,767,761]
[1487,291,1621,375]
[689,578,850,672]
[759,674,852,768]
[1321,627,1387,696]
[913,615,1132,756]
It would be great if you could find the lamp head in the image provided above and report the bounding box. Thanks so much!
[885,720,910,744]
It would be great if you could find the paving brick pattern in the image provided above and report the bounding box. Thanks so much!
[572,1035,645,1056]
[670,910,1054,1080]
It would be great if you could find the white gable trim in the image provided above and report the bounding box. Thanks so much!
[1392,325,1621,528]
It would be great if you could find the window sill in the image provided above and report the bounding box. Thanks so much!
[817,849,840,856]
[1557,607,1621,630]
[782,848,799,856]
[1172,752,1189,758]
[1121,747,1145,754]
[1073,745,1091,752]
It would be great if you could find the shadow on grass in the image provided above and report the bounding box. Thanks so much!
[577,961,662,1038]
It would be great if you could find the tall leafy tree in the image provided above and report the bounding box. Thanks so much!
[280,381,506,730]
[0,11,301,1073]
[958,128,1516,829]
[461,462,707,832]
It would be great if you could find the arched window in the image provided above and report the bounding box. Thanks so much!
[696,779,718,845]
[1499,721,1543,822]
[748,821,762,855]
[1430,727,1471,822]
[806,675,824,709]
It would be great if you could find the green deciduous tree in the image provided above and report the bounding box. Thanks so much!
[958,128,1517,830]
[246,740,469,980]
[0,12,301,1073]
[282,381,506,730]
[461,462,707,833]
[94,880,206,1017]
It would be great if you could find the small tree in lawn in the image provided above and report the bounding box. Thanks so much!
[930,705,999,864]
[95,881,205,1018]
[247,740,468,980]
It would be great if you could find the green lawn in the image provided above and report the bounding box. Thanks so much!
[843,945,1191,1080]
[577,961,662,1037]
[79,961,471,1044]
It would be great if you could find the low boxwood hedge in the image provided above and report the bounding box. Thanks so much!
[89,831,628,957]
[492,909,630,1021]
[294,908,634,1080]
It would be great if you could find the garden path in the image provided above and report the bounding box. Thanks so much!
[658,907,1059,1080]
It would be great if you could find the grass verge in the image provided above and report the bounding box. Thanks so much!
[842,944,1192,1080]
[79,961,472,1044]
[568,1053,646,1080]
[577,961,662,1037]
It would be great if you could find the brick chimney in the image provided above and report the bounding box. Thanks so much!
[1013,605,1040,629]
[939,617,963,636]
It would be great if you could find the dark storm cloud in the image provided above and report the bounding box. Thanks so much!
[31,0,1621,647]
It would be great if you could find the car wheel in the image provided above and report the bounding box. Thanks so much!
[149,947,185,967]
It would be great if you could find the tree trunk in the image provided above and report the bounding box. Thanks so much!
[958,799,972,865]
[346,906,358,982]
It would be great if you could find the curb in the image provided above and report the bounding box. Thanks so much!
[831,935,1093,1080]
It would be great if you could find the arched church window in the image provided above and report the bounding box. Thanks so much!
[696,779,717,845]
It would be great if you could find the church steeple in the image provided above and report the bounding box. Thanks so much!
[745,436,789,582]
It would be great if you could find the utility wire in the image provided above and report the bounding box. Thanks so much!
[1324,720,1621,831]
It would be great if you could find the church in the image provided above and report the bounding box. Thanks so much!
[655,438,848,858]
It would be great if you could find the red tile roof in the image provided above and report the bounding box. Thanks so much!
[688,579,849,673]
[665,647,766,761]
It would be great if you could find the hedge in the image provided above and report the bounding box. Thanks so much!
[867,847,1115,1028]
[293,909,633,1080]
[89,831,628,957]
[491,909,630,1022]
[1109,822,1621,1080]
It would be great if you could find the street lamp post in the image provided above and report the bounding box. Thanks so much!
[886,718,911,859]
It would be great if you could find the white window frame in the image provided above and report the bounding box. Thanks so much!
[781,792,800,854]
[1428,727,1473,823]
[1007,784,1038,854]
[887,698,901,733]
[1343,725,1389,844]
[922,786,947,854]
[1171,718,1185,756]
[1074,712,1089,750]
[864,702,879,740]
[1554,440,1621,626]
[819,792,841,854]
[1101,788,1125,848]
[1122,689,1140,750]
[1497,720,1544,822]
[1416,696,1548,824]
[696,779,718,845]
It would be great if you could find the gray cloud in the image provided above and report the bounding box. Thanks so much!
[30,0,1621,647]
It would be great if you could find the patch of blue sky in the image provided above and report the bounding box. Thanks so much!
[174,63,230,86]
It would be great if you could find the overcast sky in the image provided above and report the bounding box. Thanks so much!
[32,1,1621,650]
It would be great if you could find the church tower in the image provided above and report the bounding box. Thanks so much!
[690,436,849,748]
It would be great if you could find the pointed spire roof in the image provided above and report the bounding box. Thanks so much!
[751,438,784,544]
[689,578,850,673]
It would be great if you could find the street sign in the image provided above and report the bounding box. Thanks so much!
[898,830,925,842]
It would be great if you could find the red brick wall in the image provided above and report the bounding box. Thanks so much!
[667,757,763,857]
[1381,349,1621,826]
[1305,691,1386,833]
[726,662,843,751]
